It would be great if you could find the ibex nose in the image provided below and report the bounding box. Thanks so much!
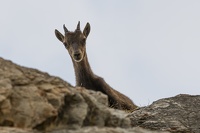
[74,52,81,58]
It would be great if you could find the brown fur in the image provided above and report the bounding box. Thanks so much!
[55,22,137,110]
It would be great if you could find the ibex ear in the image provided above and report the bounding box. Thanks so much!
[83,23,90,38]
[55,29,64,42]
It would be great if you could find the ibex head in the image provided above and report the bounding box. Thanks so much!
[55,21,90,62]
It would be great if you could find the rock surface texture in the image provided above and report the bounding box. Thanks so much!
[0,57,199,133]
[129,94,200,133]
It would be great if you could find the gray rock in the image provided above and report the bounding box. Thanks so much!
[49,127,169,133]
[129,94,200,133]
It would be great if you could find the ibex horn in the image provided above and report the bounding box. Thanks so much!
[63,24,68,33]
[76,21,80,31]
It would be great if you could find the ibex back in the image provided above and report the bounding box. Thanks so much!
[55,21,137,110]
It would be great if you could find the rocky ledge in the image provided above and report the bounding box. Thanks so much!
[0,57,199,133]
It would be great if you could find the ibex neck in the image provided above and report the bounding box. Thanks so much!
[72,53,95,87]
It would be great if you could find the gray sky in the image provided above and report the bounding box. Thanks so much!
[1,1,200,106]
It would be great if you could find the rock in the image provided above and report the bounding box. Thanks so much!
[0,127,37,133]
[0,127,168,133]
[0,57,131,132]
[48,127,169,133]
[0,57,199,133]
[129,94,200,133]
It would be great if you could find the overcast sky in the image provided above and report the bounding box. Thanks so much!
[1,1,200,106]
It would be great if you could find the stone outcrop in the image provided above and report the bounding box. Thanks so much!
[129,94,200,133]
[0,57,199,133]
[0,57,131,132]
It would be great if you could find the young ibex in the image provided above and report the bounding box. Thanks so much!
[55,21,137,110]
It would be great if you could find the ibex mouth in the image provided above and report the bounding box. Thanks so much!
[74,58,83,62]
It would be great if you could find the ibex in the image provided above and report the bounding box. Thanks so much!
[55,21,137,110]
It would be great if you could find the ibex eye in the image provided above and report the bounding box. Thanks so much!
[82,38,86,44]
[64,42,69,48]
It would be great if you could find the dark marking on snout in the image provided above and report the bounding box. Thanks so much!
[74,52,81,59]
